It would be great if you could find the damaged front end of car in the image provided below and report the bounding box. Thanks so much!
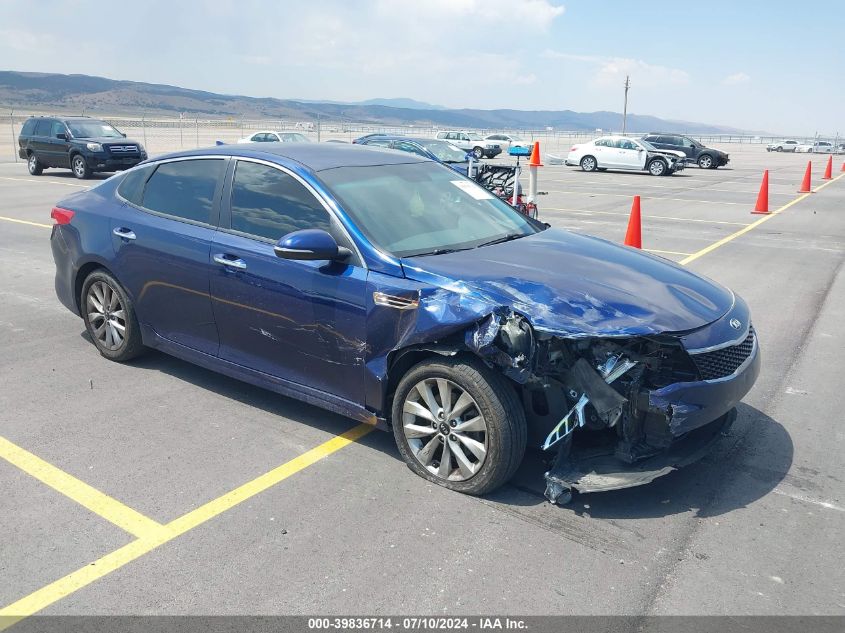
[459,303,760,505]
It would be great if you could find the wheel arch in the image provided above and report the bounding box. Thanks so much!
[73,259,114,313]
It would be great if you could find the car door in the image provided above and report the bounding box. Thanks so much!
[110,157,226,355]
[209,159,367,403]
[591,138,616,167]
[679,136,697,159]
[49,120,72,168]
[614,138,646,169]
[32,119,54,165]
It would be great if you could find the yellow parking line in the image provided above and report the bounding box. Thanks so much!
[0,423,373,627]
[0,176,88,188]
[680,172,844,265]
[0,436,165,540]
[0,215,52,229]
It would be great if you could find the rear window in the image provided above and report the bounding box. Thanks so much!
[141,159,225,225]
[20,119,36,136]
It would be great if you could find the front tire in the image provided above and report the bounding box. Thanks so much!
[648,158,667,176]
[697,154,715,169]
[27,153,43,175]
[580,155,598,172]
[81,270,144,362]
[72,154,92,179]
[391,357,526,496]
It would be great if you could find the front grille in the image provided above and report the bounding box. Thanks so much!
[691,327,755,380]
[107,145,139,154]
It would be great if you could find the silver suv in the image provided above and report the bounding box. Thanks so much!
[435,131,502,159]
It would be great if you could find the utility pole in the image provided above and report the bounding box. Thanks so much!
[622,75,630,135]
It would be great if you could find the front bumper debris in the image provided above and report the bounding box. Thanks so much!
[544,409,736,504]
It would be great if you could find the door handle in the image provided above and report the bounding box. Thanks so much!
[213,254,247,270]
[112,227,136,240]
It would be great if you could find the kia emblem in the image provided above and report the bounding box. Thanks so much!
[730,319,742,330]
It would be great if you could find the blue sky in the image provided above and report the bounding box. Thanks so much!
[1,0,842,134]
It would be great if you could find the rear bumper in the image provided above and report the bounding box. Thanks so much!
[50,226,80,316]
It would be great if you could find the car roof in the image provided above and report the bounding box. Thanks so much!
[363,136,446,144]
[154,142,427,172]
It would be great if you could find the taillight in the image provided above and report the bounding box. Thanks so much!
[51,207,75,225]
[570,146,578,152]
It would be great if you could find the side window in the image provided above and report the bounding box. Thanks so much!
[680,137,695,148]
[594,139,609,147]
[50,121,66,138]
[20,119,37,136]
[34,119,52,136]
[251,133,264,142]
[267,134,280,142]
[366,139,392,148]
[229,161,331,241]
[656,135,673,145]
[643,135,658,143]
[615,139,637,150]
[393,142,428,157]
[141,159,225,225]
[117,165,155,205]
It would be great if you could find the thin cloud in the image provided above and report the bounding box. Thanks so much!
[723,72,750,85]
[542,50,690,86]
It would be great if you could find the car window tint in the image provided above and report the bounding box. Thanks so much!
[50,121,66,137]
[680,137,695,148]
[117,165,155,205]
[34,120,51,136]
[230,161,331,241]
[142,159,224,224]
[366,139,392,147]
[643,135,658,143]
[21,119,36,136]
[394,142,428,157]
[615,138,637,150]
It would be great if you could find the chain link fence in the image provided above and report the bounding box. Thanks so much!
[1,109,834,164]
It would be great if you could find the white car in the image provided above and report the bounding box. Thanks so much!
[237,131,311,143]
[435,131,502,159]
[795,141,834,154]
[566,136,686,176]
[483,133,530,150]
[766,139,799,152]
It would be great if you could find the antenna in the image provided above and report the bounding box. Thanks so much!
[622,75,630,135]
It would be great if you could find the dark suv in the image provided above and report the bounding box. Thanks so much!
[641,133,729,169]
[18,116,147,179]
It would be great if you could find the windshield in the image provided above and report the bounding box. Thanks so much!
[66,120,123,139]
[419,140,468,163]
[319,162,540,257]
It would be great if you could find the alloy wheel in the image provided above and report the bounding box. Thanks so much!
[699,155,713,168]
[401,378,488,481]
[73,157,86,178]
[581,156,596,171]
[28,155,37,173]
[649,160,665,175]
[86,281,126,351]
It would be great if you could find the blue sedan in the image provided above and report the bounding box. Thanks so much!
[49,143,759,503]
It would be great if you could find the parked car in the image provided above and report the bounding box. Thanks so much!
[352,133,389,144]
[355,135,473,176]
[237,131,311,143]
[18,116,147,179]
[767,139,800,152]
[483,134,530,150]
[795,141,834,153]
[641,133,729,169]
[435,131,502,159]
[50,143,759,503]
[567,136,686,176]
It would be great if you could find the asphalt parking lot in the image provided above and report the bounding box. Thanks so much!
[0,146,843,624]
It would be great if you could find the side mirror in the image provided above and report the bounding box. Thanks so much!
[121,132,127,138]
[274,229,351,262]
[56,133,68,140]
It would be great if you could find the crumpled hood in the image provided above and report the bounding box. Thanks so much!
[402,228,734,337]
[649,149,686,159]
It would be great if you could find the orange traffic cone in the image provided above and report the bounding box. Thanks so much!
[822,155,833,180]
[798,161,813,193]
[528,141,543,167]
[624,196,642,248]
[841,161,845,172]
[752,170,769,214]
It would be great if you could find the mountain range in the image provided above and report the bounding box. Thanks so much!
[0,70,747,134]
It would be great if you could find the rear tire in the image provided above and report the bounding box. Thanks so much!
[27,153,43,175]
[580,155,598,172]
[391,357,526,496]
[472,147,484,160]
[775,146,782,152]
[72,154,92,179]
[81,270,145,362]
